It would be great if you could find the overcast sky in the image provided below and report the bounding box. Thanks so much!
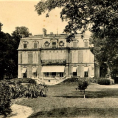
[0,0,68,35]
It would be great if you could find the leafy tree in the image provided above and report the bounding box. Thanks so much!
[11,26,31,78]
[76,78,89,98]
[35,0,118,76]
[0,32,15,79]
[12,26,31,38]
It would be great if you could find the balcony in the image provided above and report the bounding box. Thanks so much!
[41,59,66,65]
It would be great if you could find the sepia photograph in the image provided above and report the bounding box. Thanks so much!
[0,0,118,118]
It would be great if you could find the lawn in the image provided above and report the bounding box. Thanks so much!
[14,82,118,118]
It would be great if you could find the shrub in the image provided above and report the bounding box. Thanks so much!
[62,77,78,83]
[10,83,47,99]
[8,78,37,84]
[77,78,89,90]
[0,82,12,116]
[76,78,89,98]
[97,78,110,85]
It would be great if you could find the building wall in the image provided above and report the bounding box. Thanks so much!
[18,34,95,79]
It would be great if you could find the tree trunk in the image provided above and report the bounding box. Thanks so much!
[84,90,85,98]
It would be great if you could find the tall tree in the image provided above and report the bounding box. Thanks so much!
[11,26,31,78]
[12,26,31,38]
[0,32,15,79]
[35,0,118,76]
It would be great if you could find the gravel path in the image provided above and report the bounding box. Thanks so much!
[7,104,33,118]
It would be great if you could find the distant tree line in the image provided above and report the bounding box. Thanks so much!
[0,26,30,80]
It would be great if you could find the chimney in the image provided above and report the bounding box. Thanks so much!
[0,23,3,32]
[42,28,47,37]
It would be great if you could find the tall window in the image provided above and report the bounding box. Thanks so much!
[33,52,38,64]
[34,43,38,48]
[22,52,28,64]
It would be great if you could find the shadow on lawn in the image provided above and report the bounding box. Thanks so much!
[54,89,118,98]
[28,107,118,118]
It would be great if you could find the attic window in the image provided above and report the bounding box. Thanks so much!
[84,42,88,47]
[23,41,28,48]
[24,44,27,48]
[44,41,50,47]
[52,42,56,48]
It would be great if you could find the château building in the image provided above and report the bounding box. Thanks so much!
[18,31,98,79]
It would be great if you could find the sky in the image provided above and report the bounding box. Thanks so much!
[0,0,68,35]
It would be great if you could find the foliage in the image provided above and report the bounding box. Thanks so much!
[14,78,37,85]
[62,77,78,83]
[9,82,48,99]
[35,0,118,41]
[0,24,32,80]
[35,0,118,75]
[76,77,89,98]
[0,32,16,80]
[0,82,11,116]
[97,78,114,85]
[77,78,89,90]
[12,26,31,38]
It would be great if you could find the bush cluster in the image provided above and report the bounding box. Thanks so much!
[0,82,12,117]
[0,78,48,116]
[7,78,36,85]
[10,83,48,99]
[97,78,111,85]
[77,78,89,90]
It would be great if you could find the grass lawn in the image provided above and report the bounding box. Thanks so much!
[14,82,118,118]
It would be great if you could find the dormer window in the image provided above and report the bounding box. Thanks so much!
[84,39,89,47]
[24,44,27,48]
[23,41,28,48]
[84,42,88,47]
[52,42,56,48]
[59,41,64,47]
[44,41,50,47]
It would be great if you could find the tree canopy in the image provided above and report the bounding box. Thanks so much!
[35,0,118,41]
[12,26,31,38]
[0,26,31,80]
[35,0,118,76]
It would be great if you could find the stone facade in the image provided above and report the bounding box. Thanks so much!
[18,33,95,79]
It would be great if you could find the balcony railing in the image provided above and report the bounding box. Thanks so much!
[41,59,66,65]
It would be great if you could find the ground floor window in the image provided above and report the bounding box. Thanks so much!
[52,72,56,77]
[44,72,49,77]
[23,72,27,78]
[43,72,64,77]
[84,72,88,77]
[33,72,37,77]
[73,72,77,76]
[60,73,63,77]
